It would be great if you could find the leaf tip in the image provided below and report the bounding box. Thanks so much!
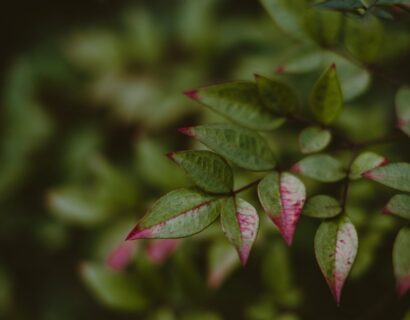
[184,89,200,100]
[290,163,301,173]
[276,65,285,74]
[238,245,251,267]
[126,225,149,241]
[178,127,194,137]
[397,276,410,297]
[166,151,176,160]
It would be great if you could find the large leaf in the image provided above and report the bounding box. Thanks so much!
[393,227,410,296]
[258,172,306,245]
[179,124,276,171]
[81,263,147,311]
[299,126,332,154]
[309,64,343,125]
[184,81,285,130]
[303,195,342,219]
[315,215,358,305]
[384,194,410,220]
[362,162,410,192]
[254,74,299,115]
[291,154,346,182]
[349,151,387,180]
[168,150,233,194]
[126,189,223,239]
[396,86,410,138]
[220,197,259,265]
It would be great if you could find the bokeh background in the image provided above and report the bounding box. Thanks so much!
[0,0,409,319]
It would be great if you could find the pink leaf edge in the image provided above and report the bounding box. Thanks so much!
[183,89,200,100]
[397,275,410,297]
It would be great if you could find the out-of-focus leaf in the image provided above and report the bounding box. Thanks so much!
[278,51,323,74]
[384,194,410,219]
[168,150,233,194]
[207,241,239,288]
[184,81,285,130]
[349,151,387,180]
[181,312,222,320]
[0,266,12,316]
[396,86,410,138]
[146,239,180,265]
[80,263,147,311]
[315,215,358,305]
[303,10,342,46]
[258,172,306,245]
[220,197,259,265]
[179,124,276,171]
[393,227,410,296]
[106,242,137,272]
[255,74,299,115]
[309,64,343,125]
[303,195,342,218]
[126,189,223,239]
[292,154,346,182]
[362,162,410,192]
[299,126,332,154]
[315,0,363,11]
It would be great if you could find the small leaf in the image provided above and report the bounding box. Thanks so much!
[168,150,233,194]
[258,172,306,245]
[184,81,285,130]
[309,64,343,125]
[254,74,299,115]
[126,189,223,239]
[80,262,147,311]
[220,197,259,265]
[179,123,276,171]
[106,242,137,272]
[393,227,410,296]
[207,241,239,289]
[315,215,358,305]
[145,239,180,265]
[349,152,387,180]
[362,162,410,192]
[384,194,410,220]
[303,195,342,218]
[291,154,346,182]
[396,86,410,138]
[299,126,332,154]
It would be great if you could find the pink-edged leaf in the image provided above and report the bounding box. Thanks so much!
[349,151,387,180]
[207,241,239,288]
[220,197,259,266]
[315,215,358,305]
[106,242,138,272]
[126,189,223,240]
[393,227,410,296]
[362,162,410,192]
[258,172,306,245]
[145,239,180,265]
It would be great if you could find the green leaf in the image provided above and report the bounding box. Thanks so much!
[258,172,306,245]
[396,86,410,138]
[220,197,259,265]
[349,152,387,180]
[303,10,342,47]
[309,64,343,125]
[362,162,410,192]
[279,51,324,74]
[292,154,346,182]
[384,194,410,220]
[299,126,332,154]
[126,189,223,239]
[168,150,233,194]
[315,215,358,305]
[207,241,239,288]
[315,0,363,11]
[179,124,276,171]
[303,195,342,218]
[393,227,410,296]
[254,74,299,115]
[80,262,147,311]
[184,81,285,130]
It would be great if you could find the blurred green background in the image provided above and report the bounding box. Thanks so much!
[0,0,409,319]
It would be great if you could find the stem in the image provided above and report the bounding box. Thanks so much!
[233,179,261,195]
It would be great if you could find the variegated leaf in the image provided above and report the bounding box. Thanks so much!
[384,194,410,220]
[362,162,410,192]
[349,151,387,180]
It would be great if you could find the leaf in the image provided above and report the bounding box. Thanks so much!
[303,10,342,47]
[315,215,358,305]
[349,152,387,180]
[258,172,306,245]
[146,239,180,265]
[207,241,239,288]
[291,154,346,182]
[220,197,259,265]
[106,242,137,272]
[309,64,343,125]
[362,162,410,192]
[126,189,223,239]
[179,123,276,171]
[393,227,410,296]
[168,150,233,194]
[254,74,299,115]
[384,194,410,220]
[396,86,410,138]
[315,0,363,11]
[303,195,342,218]
[279,51,324,74]
[80,262,147,311]
[184,81,285,130]
[299,126,332,154]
